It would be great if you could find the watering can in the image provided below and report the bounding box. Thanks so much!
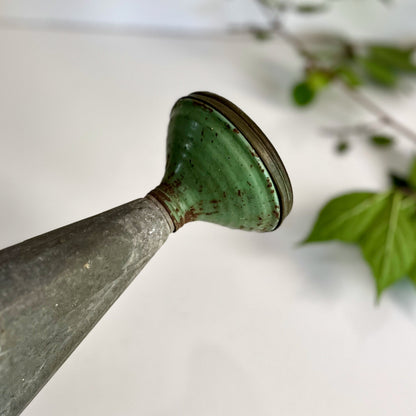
[0,92,293,416]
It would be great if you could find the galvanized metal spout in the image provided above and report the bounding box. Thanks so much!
[0,91,293,416]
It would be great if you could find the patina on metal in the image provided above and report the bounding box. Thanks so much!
[149,91,293,231]
[0,91,293,416]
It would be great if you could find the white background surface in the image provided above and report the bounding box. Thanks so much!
[1,1,416,415]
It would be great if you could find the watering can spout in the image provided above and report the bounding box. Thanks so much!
[0,92,292,416]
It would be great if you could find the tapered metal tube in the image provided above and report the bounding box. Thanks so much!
[0,197,172,416]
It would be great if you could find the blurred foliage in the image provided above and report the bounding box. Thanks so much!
[370,135,394,147]
[304,160,416,297]
[292,81,315,105]
[255,0,416,298]
[291,43,416,103]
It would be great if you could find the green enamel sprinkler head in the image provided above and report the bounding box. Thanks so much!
[149,91,293,231]
[0,92,292,416]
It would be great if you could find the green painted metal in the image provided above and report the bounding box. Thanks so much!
[149,92,292,232]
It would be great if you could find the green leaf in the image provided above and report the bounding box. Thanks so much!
[258,0,287,10]
[370,135,394,147]
[360,192,416,295]
[337,66,362,88]
[303,190,416,297]
[408,262,416,286]
[401,196,416,218]
[296,3,327,13]
[252,28,271,41]
[368,45,416,72]
[292,82,315,106]
[307,70,331,91]
[408,157,416,190]
[361,57,397,87]
[336,141,349,154]
[390,173,410,190]
[303,192,390,243]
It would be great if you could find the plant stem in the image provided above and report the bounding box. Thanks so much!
[321,119,378,138]
[268,17,416,146]
[268,20,317,64]
[338,84,416,145]
[3,13,416,146]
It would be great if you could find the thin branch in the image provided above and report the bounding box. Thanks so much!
[321,118,379,138]
[339,84,416,145]
[266,18,416,146]
[2,13,416,146]
[0,16,252,40]
[275,25,317,64]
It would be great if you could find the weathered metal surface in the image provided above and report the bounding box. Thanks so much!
[0,91,293,416]
[0,198,172,416]
[149,91,292,232]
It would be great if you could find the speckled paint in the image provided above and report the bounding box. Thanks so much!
[150,98,282,231]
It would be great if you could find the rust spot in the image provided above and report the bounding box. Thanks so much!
[237,190,242,197]
[233,128,239,133]
[258,216,262,221]
[171,178,182,188]
[180,205,205,227]
[183,207,198,223]
[210,199,219,204]
[223,191,227,198]
[247,181,252,187]
[272,209,279,220]
[225,123,231,129]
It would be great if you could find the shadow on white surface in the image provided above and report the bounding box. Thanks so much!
[384,280,416,323]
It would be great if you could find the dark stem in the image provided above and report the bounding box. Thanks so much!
[338,84,416,145]
[268,19,317,64]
